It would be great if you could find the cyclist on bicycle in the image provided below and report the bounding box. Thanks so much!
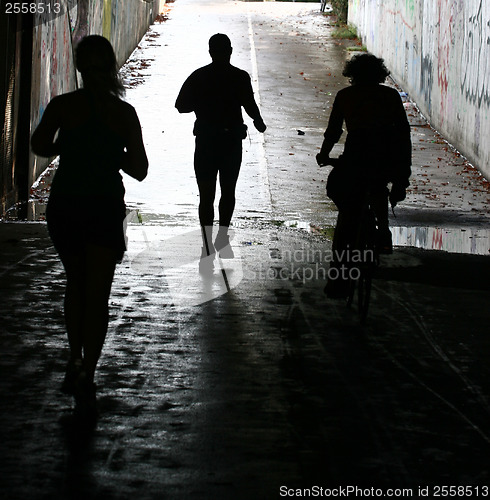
[316,54,411,298]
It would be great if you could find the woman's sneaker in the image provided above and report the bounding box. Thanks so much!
[73,371,97,423]
[61,358,83,395]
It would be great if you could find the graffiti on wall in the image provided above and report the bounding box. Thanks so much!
[348,0,490,179]
[436,0,453,124]
[29,0,164,184]
[72,0,89,46]
[420,54,433,112]
[32,0,78,27]
[460,0,490,108]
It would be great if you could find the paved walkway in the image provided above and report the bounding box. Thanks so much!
[1,0,490,498]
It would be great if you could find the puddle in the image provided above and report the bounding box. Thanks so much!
[274,219,490,256]
[284,220,312,230]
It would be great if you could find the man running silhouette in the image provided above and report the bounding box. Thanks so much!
[176,33,266,272]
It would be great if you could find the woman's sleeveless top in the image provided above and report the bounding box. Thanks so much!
[50,92,126,201]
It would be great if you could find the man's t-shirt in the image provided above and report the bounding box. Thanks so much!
[176,62,260,132]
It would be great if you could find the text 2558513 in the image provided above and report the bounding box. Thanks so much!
[4,2,61,14]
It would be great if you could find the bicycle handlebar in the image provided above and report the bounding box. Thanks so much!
[316,155,342,168]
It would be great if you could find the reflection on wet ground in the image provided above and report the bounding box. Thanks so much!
[3,159,56,222]
[392,225,490,256]
[18,186,490,257]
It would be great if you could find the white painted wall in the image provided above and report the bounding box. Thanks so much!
[348,0,490,179]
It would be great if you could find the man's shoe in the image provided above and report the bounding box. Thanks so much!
[199,247,215,275]
[214,232,234,259]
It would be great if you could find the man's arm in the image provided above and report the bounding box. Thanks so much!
[241,73,266,132]
[175,74,196,113]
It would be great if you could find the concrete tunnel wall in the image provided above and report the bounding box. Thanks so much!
[30,0,166,187]
[348,0,490,180]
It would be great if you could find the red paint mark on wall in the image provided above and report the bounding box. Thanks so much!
[432,229,444,250]
[385,9,415,31]
[437,0,453,124]
[51,30,58,97]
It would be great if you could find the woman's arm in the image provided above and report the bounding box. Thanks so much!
[31,98,62,157]
[120,105,148,182]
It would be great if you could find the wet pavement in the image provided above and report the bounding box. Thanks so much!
[2,0,490,498]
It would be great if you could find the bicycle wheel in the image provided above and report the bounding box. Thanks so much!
[357,206,377,323]
[346,275,356,308]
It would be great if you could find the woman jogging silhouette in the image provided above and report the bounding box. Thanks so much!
[31,35,148,421]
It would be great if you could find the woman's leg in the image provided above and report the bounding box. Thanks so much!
[81,244,118,383]
[60,253,86,362]
[59,245,117,391]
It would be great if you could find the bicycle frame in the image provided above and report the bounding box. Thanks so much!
[319,155,380,323]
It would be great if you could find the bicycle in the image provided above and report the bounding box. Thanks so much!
[318,155,380,324]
